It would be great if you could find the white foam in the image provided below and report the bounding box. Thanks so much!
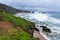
[31,13,60,24]
[32,13,50,21]
[39,32,51,40]
[48,17,60,24]
[15,12,60,40]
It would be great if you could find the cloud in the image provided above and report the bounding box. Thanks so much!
[0,0,60,11]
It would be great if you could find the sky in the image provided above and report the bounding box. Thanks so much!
[0,0,60,11]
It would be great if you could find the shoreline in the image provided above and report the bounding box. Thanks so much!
[39,32,51,40]
[33,30,51,40]
[15,13,50,40]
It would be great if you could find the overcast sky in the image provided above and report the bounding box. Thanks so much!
[0,0,60,11]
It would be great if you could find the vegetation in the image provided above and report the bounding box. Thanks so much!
[0,10,39,40]
[0,11,31,30]
[0,3,30,14]
[0,28,36,40]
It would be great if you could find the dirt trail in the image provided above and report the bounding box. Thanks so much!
[0,21,13,31]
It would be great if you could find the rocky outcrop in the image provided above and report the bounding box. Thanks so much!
[40,26,51,33]
[24,22,35,34]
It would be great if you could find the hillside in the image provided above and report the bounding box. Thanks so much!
[0,3,30,14]
[0,10,39,40]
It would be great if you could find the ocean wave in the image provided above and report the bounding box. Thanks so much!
[15,12,60,40]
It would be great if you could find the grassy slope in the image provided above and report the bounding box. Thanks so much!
[0,11,39,40]
[0,11,31,30]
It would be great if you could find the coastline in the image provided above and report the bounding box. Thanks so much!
[33,30,51,40]
[39,32,51,40]
[15,13,50,40]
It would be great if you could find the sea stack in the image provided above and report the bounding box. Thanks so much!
[40,26,51,33]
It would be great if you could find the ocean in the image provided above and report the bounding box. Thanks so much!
[15,11,60,40]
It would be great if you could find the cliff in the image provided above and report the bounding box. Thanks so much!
[0,3,30,14]
[0,10,39,40]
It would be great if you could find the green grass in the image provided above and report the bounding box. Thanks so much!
[0,11,31,30]
[0,28,39,40]
[0,11,39,40]
[0,28,37,40]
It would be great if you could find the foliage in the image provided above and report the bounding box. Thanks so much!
[0,28,33,40]
[0,11,38,40]
[0,11,30,30]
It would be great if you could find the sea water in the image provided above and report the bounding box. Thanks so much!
[15,12,60,40]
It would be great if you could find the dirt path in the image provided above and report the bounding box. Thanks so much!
[0,21,13,31]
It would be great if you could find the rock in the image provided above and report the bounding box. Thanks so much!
[24,22,35,36]
[40,26,47,28]
[34,28,39,31]
[42,27,51,33]
[40,26,51,33]
[42,12,46,13]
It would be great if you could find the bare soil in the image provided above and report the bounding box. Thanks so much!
[0,21,13,31]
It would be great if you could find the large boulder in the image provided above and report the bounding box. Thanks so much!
[40,26,51,33]
[42,27,51,33]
